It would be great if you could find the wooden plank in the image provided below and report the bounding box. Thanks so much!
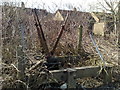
[75,66,101,78]
[50,66,112,83]
[35,66,112,89]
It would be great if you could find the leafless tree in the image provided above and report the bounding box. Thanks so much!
[97,0,120,35]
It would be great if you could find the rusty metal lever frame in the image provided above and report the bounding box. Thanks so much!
[50,13,69,55]
[32,8,49,55]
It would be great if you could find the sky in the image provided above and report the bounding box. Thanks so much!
[21,0,100,12]
[1,0,118,12]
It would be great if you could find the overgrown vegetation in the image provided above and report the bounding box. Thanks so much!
[0,1,120,90]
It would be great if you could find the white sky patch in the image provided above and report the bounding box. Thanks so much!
[1,0,118,12]
[1,0,98,11]
[23,0,98,12]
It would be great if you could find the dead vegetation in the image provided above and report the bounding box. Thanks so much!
[1,1,120,90]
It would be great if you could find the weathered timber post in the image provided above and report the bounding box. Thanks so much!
[103,66,112,84]
[17,45,25,81]
[118,1,120,65]
[78,25,83,54]
[17,2,26,82]
[0,5,2,71]
[67,68,76,89]
[0,5,2,90]
[117,2,120,81]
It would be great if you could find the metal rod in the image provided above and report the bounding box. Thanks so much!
[89,32,106,67]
